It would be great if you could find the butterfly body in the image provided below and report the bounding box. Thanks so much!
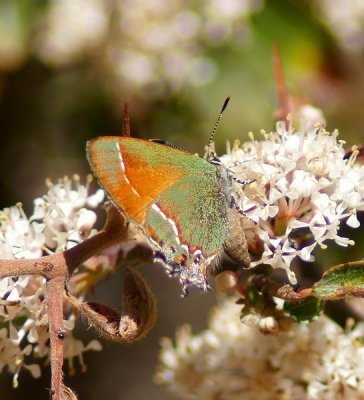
[87,136,249,291]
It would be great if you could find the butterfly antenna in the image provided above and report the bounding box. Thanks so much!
[207,96,231,158]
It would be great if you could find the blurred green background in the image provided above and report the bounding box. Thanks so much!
[1,0,364,398]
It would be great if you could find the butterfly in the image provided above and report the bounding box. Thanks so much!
[86,99,250,292]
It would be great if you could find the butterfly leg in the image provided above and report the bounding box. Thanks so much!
[231,176,256,186]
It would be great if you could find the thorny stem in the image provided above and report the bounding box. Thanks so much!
[0,205,127,280]
[122,103,131,137]
[47,277,65,399]
[65,205,129,275]
[272,44,290,124]
[0,204,129,400]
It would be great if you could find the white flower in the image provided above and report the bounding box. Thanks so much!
[157,301,364,400]
[313,0,364,53]
[0,328,41,388]
[35,0,110,66]
[220,121,364,283]
[31,0,261,98]
[31,175,104,252]
[0,205,45,260]
[0,176,104,385]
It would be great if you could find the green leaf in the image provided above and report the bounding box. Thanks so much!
[312,261,364,300]
[245,286,262,306]
[284,296,325,323]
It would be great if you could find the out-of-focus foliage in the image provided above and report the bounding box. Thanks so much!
[1,1,364,399]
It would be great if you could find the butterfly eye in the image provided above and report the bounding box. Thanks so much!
[209,156,222,166]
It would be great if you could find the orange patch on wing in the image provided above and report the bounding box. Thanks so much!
[87,137,188,224]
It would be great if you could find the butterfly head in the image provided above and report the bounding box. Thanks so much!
[208,154,222,166]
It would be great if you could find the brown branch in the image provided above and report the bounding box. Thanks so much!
[0,204,127,280]
[0,204,133,400]
[47,277,65,400]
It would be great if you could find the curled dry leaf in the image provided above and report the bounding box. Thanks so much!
[276,284,312,301]
[65,267,157,343]
[121,266,157,341]
[61,383,78,400]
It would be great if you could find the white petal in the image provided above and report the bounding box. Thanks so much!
[347,213,360,228]
[289,219,309,229]
[269,188,283,203]
[22,344,33,356]
[299,243,316,261]
[334,236,350,247]
[268,205,279,218]
[9,323,19,343]
[25,363,41,379]
[311,226,327,240]
[76,209,97,231]
[87,189,105,208]
[344,191,362,208]
[28,326,39,343]
[85,339,102,352]
[289,170,318,198]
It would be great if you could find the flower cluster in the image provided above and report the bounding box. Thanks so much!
[35,0,110,67]
[157,301,364,399]
[0,176,104,386]
[220,118,364,283]
[313,0,364,53]
[101,0,261,94]
[0,0,261,97]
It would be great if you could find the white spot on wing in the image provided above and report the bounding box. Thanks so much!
[152,203,181,245]
[116,142,125,172]
[115,142,141,198]
[130,185,141,198]
[181,244,189,256]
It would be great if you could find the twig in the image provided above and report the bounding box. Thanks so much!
[47,276,65,399]
[0,205,127,280]
[0,204,129,400]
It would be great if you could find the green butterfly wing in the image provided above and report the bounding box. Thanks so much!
[87,136,229,290]
[146,173,229,289]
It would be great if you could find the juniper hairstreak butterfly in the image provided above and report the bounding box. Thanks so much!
[86,98,250,292]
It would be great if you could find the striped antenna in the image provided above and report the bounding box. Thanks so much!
[207,96,231,158]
